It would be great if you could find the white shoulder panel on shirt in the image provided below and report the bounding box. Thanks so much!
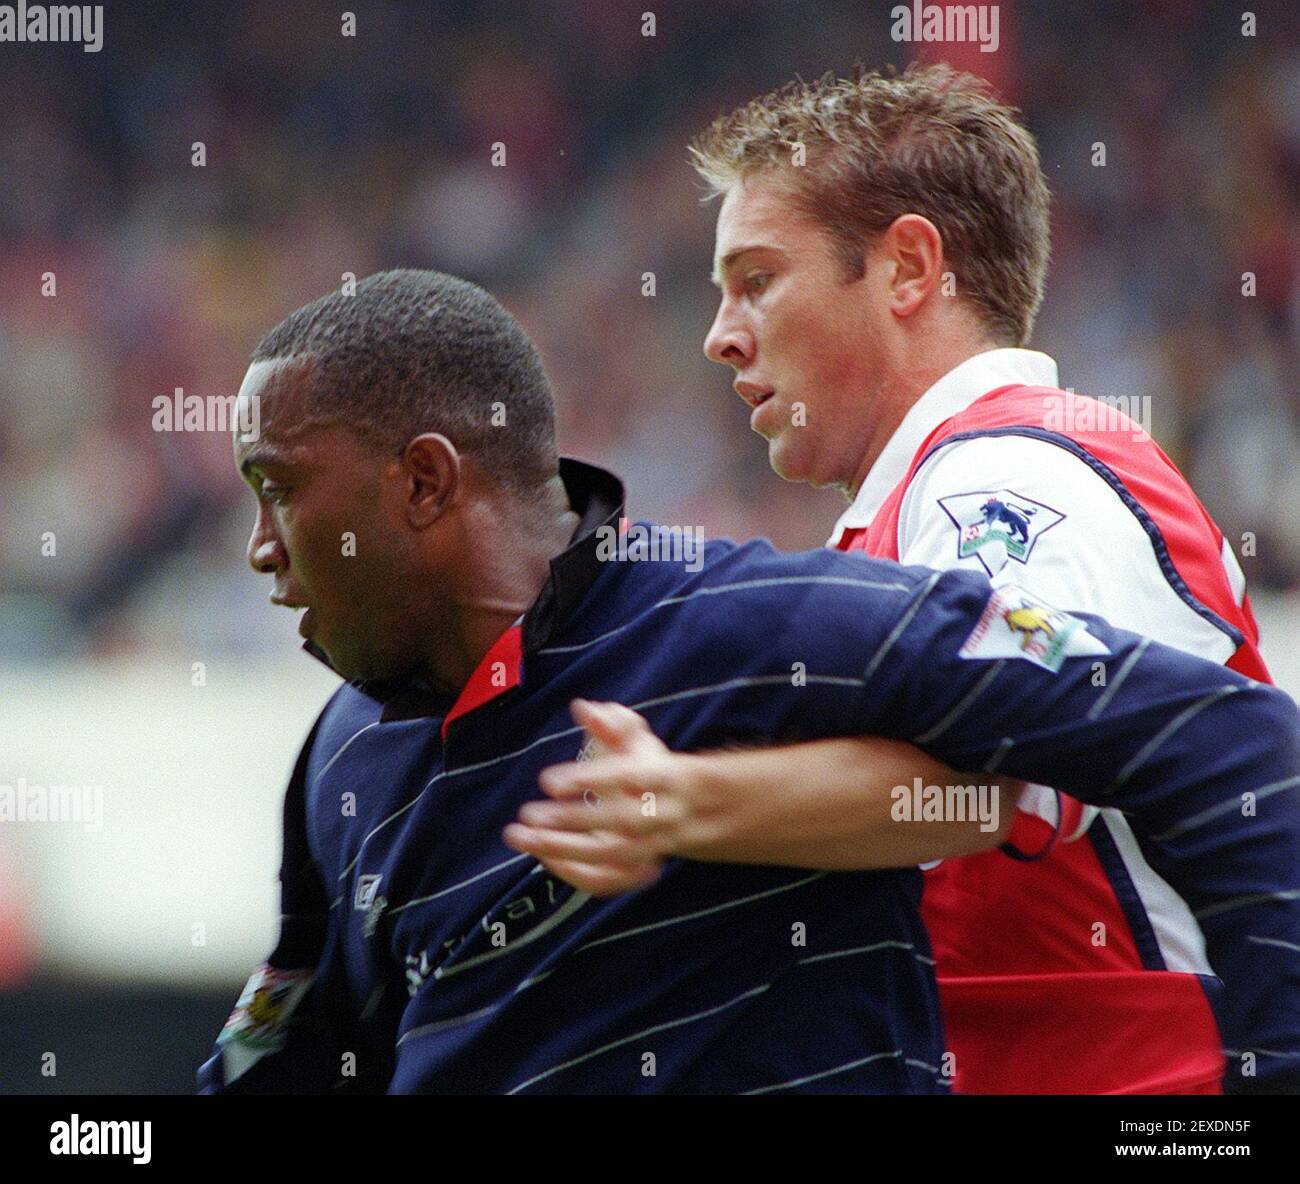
[896,433,1239,663]
[1221,535,1247,607]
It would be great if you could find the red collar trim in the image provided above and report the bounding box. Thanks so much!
[440,622,524,739]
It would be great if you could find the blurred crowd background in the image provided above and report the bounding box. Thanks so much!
[0,0,1297,1091]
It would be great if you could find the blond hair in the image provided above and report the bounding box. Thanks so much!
[690,63,1051,345]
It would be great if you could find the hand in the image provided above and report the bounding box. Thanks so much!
[503,699,706,896]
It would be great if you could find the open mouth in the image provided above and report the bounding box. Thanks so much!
[271,596,315,638]
[735,382,775,410]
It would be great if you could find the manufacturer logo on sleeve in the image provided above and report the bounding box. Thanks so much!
[959,584,1109,672]
[355,873,387,936]
[355,873,383,911]
[938,489,1065,576]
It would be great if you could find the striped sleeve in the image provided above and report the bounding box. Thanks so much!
[198,717,386,1094]
[864,566,1300,1094]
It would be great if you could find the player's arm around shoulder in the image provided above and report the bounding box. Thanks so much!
[502,554,1021,896]
[503,698,1017,896]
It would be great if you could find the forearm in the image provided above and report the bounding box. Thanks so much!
[675,737,1015,869]
[509,702,1018,895]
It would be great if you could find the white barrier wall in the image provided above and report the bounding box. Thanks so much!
[0,656,340,985]
[2,594,1297,985]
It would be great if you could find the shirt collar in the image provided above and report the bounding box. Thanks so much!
[828,347,1059,543]
[304,456,625,726]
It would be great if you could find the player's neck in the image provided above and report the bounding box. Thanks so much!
[421,475,579,696]
[843,334,1003,501]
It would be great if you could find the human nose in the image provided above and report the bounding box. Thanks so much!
[246,504,287,575]
[703,298,754,368]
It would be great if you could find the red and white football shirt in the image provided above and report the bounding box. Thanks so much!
[829,348,1271,1094]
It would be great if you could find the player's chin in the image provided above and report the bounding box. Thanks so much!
[314,632,375,682]
[766,434,811,485]
[337,639,421,685]
[315,640,354,679]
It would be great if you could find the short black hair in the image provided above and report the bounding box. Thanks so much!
[252,269,559,490]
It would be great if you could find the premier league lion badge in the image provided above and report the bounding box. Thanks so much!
[938,488,1066,575]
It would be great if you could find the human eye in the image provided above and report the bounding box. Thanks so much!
[260,481,291,505]
[744,271,772,294]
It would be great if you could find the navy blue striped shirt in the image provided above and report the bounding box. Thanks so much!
[200,460,1300,1094]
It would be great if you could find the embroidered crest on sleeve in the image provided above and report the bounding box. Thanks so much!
[959,584,1109,673]
[937,489,1066,576]
[216,963,315,1083]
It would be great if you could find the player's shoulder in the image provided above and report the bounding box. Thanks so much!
[908,403,1188,513]
[693,534,934,600]
[688,539,1012,686]
[899,410,1219,567]
[900,432,1116,560]
[663,534,977,654]
[303,680,385,778]
[894,422,1248,655]
[595,520,935,601]
[913,430,1111,498]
